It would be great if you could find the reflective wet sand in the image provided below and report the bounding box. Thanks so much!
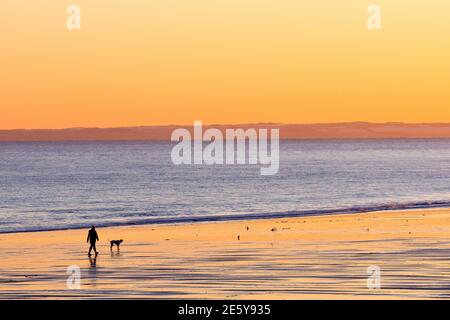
[1,208,450,299]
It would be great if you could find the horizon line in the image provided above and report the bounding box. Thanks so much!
[2,122,450,142]
[3,121,450,131]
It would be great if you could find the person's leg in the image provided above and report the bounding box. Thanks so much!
[93,243,98,254]
[88,244,93,255]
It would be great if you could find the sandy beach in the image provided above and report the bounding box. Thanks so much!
[1,208,450,299]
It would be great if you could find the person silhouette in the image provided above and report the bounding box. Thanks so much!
[87,226,99,256]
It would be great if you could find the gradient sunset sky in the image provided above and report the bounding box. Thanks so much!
[1,0,449,129]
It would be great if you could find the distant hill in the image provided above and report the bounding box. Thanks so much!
[1,122,450,141]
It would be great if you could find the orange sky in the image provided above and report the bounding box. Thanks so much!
[1,0,450,129]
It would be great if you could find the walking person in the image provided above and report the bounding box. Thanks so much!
[87,226,99,256]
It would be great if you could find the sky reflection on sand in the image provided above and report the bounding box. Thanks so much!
[1,209,450,299]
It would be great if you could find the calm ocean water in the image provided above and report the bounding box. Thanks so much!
[0,139,449,233]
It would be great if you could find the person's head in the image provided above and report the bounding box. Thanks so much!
[91,226,95,230]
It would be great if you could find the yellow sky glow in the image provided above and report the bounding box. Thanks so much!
[1,0,450,129]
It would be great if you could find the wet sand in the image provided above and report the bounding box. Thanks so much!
[1,208,450,299]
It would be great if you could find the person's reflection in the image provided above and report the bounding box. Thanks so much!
[89,253,98,267]
[86,253,99,287]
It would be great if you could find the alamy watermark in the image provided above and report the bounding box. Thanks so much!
[66,4,81,30]
[367,4,381,30]
[366,265,381,290]
[66,265,81,289]
[64,4,381,31]
[171,121,279,175]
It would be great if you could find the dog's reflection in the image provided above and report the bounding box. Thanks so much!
[110,246,122,257]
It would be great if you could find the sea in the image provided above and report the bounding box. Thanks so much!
[0,139,449,233]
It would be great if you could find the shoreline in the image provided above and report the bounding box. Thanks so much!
[2,203,450,235]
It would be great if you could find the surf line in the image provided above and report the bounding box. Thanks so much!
[170,121,279,175]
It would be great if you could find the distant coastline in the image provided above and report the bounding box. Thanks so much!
[1,122,450,141]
